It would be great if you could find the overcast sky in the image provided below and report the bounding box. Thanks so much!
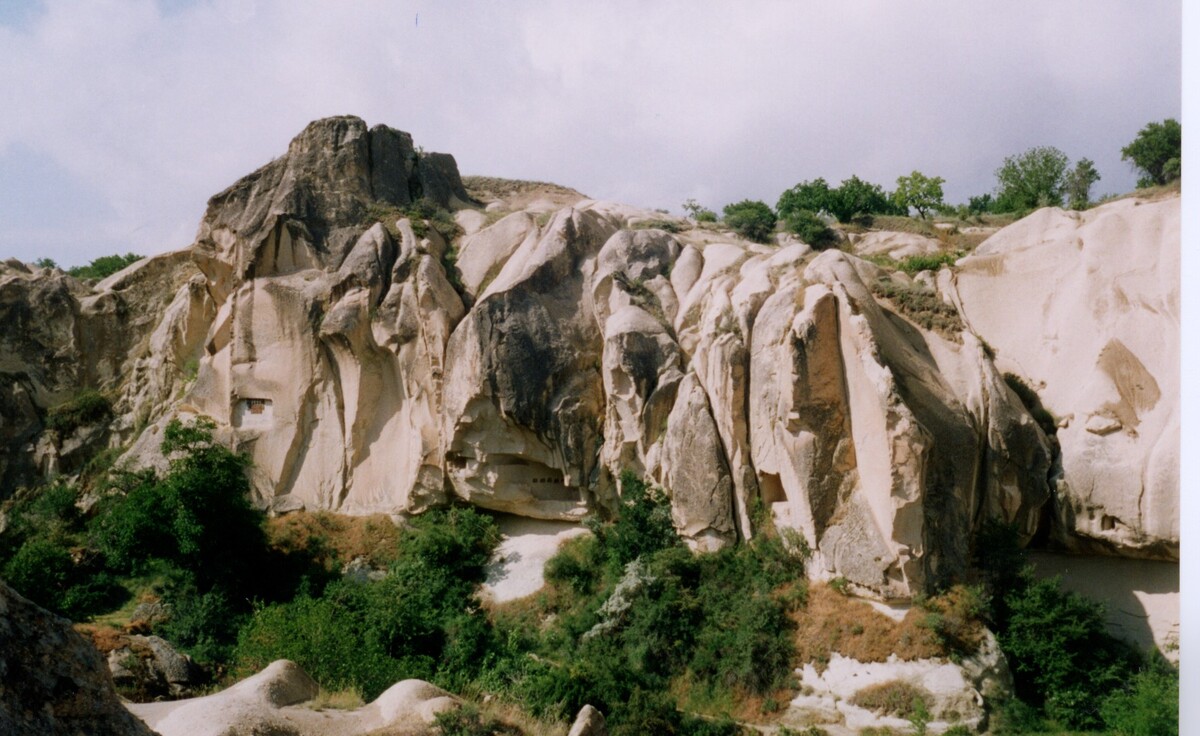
[0,0,1182,267]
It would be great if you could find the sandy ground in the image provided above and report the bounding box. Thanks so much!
[480,515,590,604]
[1028,551,1179,660]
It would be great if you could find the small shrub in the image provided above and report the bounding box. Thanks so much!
[722,200,777,243]
[434,703,520,736]
[850,680,932,719]
[45,389,112,435]
[631,218,682,233]
[870,277,964,337]
[1100,661,1178,735]
[897,252,956,275]
[829,576,851,596]
[783,209,837,250]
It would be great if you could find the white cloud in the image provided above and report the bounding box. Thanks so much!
[0,0,1182,265]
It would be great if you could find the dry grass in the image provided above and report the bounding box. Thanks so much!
[476,699,568,736]
[793,585,941,669]
[76,623,129,654]
[265,511,403,569]
[849,679,933,718]
[304,686,366,711]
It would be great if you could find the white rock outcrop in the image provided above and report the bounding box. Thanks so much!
[950,199,1179,559]
[0,117,1178,603]
[128,659,458,736]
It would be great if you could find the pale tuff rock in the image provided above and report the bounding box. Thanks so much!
[951,198,1180,559]
[852,230,943,259]
[128,659,458,736]
[0,581,157,736]
[0,117,1178,601]
[568,704,609,736]
[784,631,1011,734]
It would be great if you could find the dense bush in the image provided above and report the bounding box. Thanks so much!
[1121,118,1181,187]
[235,505,502,699]
[0,483,127,620]
[721,200,776,243]
[781,209,837,250]
[971,519,1171,732]
[776,179,835,220]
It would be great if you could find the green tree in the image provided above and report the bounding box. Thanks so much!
[828,175,893,223]
[993,146,1069,212]
[722,200,776,243]
[1121,118,1181,187]
[1063,158,1101,210]
[776,179,835,220]
[892,171,946,218]
[34,257,59,269]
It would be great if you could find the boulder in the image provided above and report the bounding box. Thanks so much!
[568,704,608,736]
[0,581,156,736]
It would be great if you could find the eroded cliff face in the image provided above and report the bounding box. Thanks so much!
[950,199,1180,560]
[0,116,1178,598]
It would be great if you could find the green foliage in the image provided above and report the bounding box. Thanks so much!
[827,175,895,223]
[777,179,834,220]
[682,198,718,222]
[1002,576,1134,728]
[782,209,837,250]
[994,146,1070,212]
[34,257,58,269]
[234,505,502,700]
[1100,661,1179,735]
[897,252,956,275]
[45,389,112,435]
[850,679,932,719]
[605,471,682,569]
[1063,157,1100,210]
[67,252,142,280]
[0,483,129,620]
[972,518,1143,731]
[966,193,994,215]
[722,200,776,243]
[892,171,946,218]
[1121,118,1181,187]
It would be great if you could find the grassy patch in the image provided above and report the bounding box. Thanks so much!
[850,679,933,719]
[870,276,965,337]
[304,686,366,711]
[630,218,684,233]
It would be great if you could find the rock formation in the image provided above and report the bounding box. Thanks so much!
[127,659,459,736]
[0,581,157,736]
[950,199,1179,560]
[0,116,1178,601]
